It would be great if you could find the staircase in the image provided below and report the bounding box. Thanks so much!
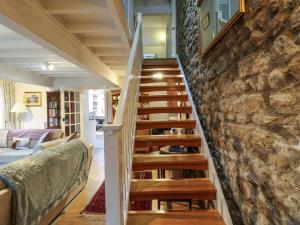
[104,13,232,225]
[125,58,225,225]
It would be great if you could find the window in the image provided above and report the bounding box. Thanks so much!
[0,85,4,128]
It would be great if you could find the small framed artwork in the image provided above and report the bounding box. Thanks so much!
[202,13,210,31]
[24,92,42,107]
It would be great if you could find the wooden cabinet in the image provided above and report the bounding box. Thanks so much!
[47,91,61,129]
[46,90,82,136]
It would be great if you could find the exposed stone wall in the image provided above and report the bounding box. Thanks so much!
[177,1,300,225]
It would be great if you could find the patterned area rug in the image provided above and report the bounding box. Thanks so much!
[83,172,152,215]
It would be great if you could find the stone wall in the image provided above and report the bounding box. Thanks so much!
[176,1,300,225]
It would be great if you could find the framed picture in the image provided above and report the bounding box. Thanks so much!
[202,13,210,31]
[24,92,42,107]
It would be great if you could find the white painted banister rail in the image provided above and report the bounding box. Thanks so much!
[177,56,234,225]
[103,13,143,225]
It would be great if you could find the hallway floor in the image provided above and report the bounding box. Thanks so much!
[52,134,105,225]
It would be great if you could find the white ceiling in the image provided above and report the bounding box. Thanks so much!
[136,0,170,14]
[0,24,94,79]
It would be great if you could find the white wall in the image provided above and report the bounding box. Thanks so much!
[142,15,169,58]
[15,82,52,129]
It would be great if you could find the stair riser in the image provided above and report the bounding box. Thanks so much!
[143,59,177,66]
[140,86,185,92]
[135,140,201,148]
[132,164,208,171]
[137,108,192,115]
[130,193,216,201]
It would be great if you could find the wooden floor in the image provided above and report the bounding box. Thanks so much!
[52,146,105,225]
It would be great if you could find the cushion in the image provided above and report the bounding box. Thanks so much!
[51,130,64,140]
[32,131,50,153]
[12,137,31,150]
[0,129,8,148]
[65,132,77,142]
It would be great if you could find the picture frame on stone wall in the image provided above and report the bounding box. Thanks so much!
[198,0,246,56]
[202,13,210,31]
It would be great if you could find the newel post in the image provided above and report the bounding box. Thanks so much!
[103,125,123,225]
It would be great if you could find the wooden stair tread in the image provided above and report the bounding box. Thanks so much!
[133,154,208,171]
[136,120,196,129]
[140,85,185,92]
[128,210,225,225]
[139,95,188,103]
[140,76,183,83]
[142,65,179,69]
[130,178,216,201]
[142,70,181,76]
[135,134,201,148]
[143,58,177,66]
[137,106,192,115]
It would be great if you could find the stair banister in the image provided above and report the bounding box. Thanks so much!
[103,13,143,225]
[177,56,234,225]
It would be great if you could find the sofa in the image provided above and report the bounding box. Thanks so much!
[0,137,93,225]
[0,129,64,165]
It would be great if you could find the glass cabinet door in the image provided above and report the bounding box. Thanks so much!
[61,89,81,136]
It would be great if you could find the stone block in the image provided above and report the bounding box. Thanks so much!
[291,5,300,32]
[268,68,289,89]
[288,55,300,80]
[252,114,280,125]
[238,52,271,78]
[233,94,267,114]
[269,93,300,113]
[271,35,300,63]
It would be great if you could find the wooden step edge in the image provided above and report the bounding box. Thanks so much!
[130,178,217,201]
[128,210,225,225]
[132,154,208,171]
[136,120,196,129]
[140,86,185,92]
[139,95,188,103]
[128,209,220,216]
[137,106,192,115]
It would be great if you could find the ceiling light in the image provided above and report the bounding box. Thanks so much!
[159,33,166,42]
[41,63,48,70]
[48,64,54,70]
[41,63,54,71]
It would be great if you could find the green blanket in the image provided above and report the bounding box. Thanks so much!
[0,139,89,225]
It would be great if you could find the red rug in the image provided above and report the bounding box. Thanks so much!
[83,172,152,215]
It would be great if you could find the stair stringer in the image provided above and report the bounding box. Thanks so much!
[177,55,234,225]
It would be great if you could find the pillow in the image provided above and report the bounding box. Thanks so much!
[51,130,64,140]
[12,137,31,150]
[32,131,50,153]
[65,132,77,143]
[0,129,8,148]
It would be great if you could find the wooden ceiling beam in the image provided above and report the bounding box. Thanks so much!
[81,36,124,47]
[93,48,128,57]
[36,0,108,15]
[66,22,119,35]
[99,56,128,62]
[0,0,119,85]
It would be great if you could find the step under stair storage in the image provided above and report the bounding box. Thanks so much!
[104,14,233,225]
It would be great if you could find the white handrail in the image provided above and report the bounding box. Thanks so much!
[114,13,143,126]
[103,13,143,225]
[177,55,234,225]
